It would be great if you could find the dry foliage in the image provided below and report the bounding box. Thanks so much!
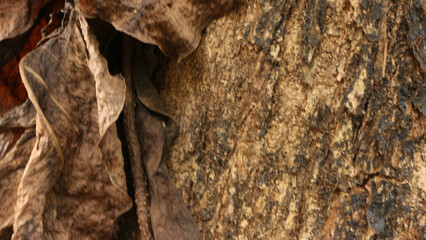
[0,0,231,239]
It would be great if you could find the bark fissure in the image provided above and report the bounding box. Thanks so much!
[215,105,254,214]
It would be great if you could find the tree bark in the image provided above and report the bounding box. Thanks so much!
[0,0,424,239]
[153,0,425,239]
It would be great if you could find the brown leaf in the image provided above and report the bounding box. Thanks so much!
[10,11,131,239]
[0,0,50,41]
[132,43,178,146]
[0,0,64,117]
[0,101,36,236]
[135,102,202,240]
[75,0,232,61]
[79,16,127,139]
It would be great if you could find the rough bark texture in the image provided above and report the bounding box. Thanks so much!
[0,0,424,239]
[155,0,425,239]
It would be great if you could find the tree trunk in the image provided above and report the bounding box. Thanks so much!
[0,0,424,239]
[154,0,425,239]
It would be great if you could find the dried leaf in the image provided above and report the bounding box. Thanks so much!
[135,102,202,240]
[0,101,36,236]
[0,0,64,117]
[126,42,202,239]
[79,16,126,139]
[0,100,36,128]
[0,0,50,41]
[0,127,35,234]
[10,11,131,239]
[133,43,178,147]
[1,0,231,238]
[75,0,232,60]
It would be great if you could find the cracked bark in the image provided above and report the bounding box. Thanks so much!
[0,0,424,239]
[153,0,425,239]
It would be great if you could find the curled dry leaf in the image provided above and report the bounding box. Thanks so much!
[135,102,202,240]
[79,15,127,139]
[0,100,36,238]
[75,0,233,60]
[0,2,61,237]
[0,0,64,117]
[1,0,232,238]
[130,43,202,239]
[0,0,51,41]
[0,11,132,239]
[0,16,43,117]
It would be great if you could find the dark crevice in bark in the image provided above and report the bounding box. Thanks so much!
[295,189,307,239]
[350,79,374,168]
[357,172,403,190]
[358,172,381,189]
[213,105,254,223]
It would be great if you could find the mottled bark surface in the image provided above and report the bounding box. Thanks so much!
[0,0,424,239]
[156,0,425,239]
